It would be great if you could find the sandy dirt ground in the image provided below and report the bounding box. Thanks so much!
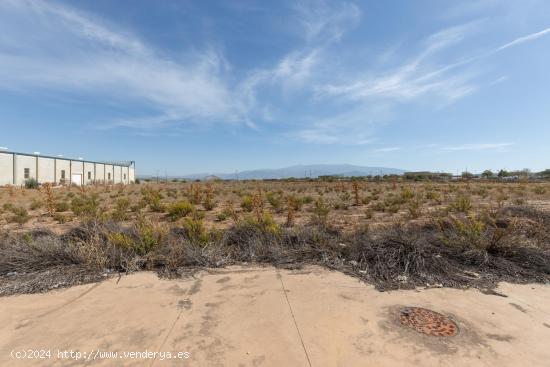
[1,266,549,367]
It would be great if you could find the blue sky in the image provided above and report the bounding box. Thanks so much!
[1,0,549,175]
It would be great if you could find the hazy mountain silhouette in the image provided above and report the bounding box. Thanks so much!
[180,164,404,180]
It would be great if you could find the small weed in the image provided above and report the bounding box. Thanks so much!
[9,207,30,224]
[25,178,39,189]
[451,195,472,213]
[167,201,194,220]
[311,196,330,227]
[241,195,254,212]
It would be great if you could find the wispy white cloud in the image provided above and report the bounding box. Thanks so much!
[320,22,483,104]
[289,104,391,145]
[443,143,514,151]
[317,21,550,111]
[0,0,547,148]
[293,0,360,42]
[238,0,361,128]
[0,0,244,129]
[497,27,550,51]
[373,147,401,153]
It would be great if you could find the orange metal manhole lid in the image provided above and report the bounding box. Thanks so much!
[399,307,458,337]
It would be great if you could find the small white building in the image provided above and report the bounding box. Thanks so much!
[0,151,135,186]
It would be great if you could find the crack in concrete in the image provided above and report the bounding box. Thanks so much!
[36,281,102,319]
[149,308,184,367]
[277,270,313,367]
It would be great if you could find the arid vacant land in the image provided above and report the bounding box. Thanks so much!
[1,179,549,295]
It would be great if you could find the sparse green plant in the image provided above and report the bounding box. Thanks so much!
[181,217,208,243]
[400,187,414,202]
[203,184,216,211]
[216,210,230,222]
[29,198,43,211]
[240,195,254,212]
[24,178,39,189]
[425,190,441,202]
[71,193,100,218]
[53,213,71,224]
[112,198,131,221]
[134,219,167,255]
[311,196,330,226]
[107,232,134,249]
[406,198,422,219]
[9,207,29,224]
[450,194,472,213]
[55,201,70,212]
[266,191,283,211]
[533,186,546,195]
[244,212,279,235]
[167,201,194,220]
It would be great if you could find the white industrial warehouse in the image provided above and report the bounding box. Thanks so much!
[0,150,135,186]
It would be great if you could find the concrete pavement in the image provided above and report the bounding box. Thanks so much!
[1,266,550,366]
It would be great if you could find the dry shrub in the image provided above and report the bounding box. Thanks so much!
[9,207,30,224]
[285,196,295,226]
[311,196,330,227]
[1,204,550,295]
[71,193,100,218]
[203,184,216,211]
[352,181,360,206]
[266,191,283,212]
[41,183,56,216]
[252,188,264,222]
[451,194,472,213]
[111,198,130,221]
[0,232,84,274]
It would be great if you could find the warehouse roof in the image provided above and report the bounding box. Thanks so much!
[0,150,134,167]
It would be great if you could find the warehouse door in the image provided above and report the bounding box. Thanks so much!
[71,174,82,186]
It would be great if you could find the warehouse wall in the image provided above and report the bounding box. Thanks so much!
[55,159,70,185]
[114,166,122,184]
[15,155,36,186]
[104,164,114,183]
[122,166,129,184]
[0,152,14,186]
[95,163,105,184]
[84,162,95,185]
[37,157,55,183]
[71,160,84,175]
[0,152,134,186]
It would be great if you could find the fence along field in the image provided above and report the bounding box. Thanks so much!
[0,178,549,296]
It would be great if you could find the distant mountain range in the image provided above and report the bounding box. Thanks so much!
[169,164,404,180]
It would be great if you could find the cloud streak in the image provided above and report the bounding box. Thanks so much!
[0,0,244,129]
[497,27,550,51]
[443,143,514,151]
[319,22,484,104]
[0,0,548,148]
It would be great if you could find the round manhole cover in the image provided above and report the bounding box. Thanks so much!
[399,307,458,337]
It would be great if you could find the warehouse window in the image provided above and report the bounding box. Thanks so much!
[88,172,92,180]
[24,168,30,179]
[61,170,66,179]
[124,173,127,180]
[108,172,111,180]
